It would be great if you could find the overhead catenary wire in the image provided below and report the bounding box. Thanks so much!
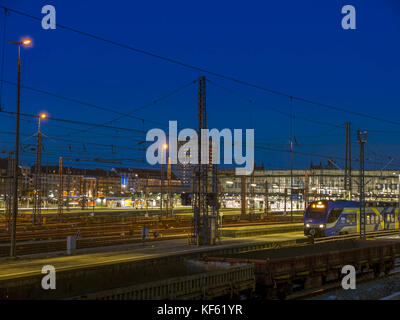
[207,80,346,129]
[254,145,400,168]
[0,110,148,134]
[0,5,398,128]
[0,129,146,151]
[0,78,196,136]
[1,5,399,173]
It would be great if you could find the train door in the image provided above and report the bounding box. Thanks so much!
[386,207,397,230]
[371,207,385,231]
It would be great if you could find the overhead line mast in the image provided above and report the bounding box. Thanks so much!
[358,130,367,239]
[191,76,217,246]
[345,122,352,200]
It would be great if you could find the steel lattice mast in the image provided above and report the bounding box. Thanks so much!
[58,157,63,216]
[32,125,42,225]
[358,130,367,239]
[191,76,218,245]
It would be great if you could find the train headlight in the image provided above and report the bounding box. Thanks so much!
[319,224,325,228]
[306,224,310,228]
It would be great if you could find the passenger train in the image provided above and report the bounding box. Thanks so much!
[304,200,399,237]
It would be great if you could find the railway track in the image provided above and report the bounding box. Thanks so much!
[0,216,302,257]
[381,291,400,300]
[0,232,189,257]
[312,230,400,243]
[0,215,301,242]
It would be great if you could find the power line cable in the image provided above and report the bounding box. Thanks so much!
[208,80,345,129]
[0,110,147,134]
[1,5,397,127]
[0,78,196,134]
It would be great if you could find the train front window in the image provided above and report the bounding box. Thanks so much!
[307,202,327,219]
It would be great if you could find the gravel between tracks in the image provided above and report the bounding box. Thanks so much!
[308,269,400,300]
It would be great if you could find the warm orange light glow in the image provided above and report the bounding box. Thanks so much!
[316,204,325,208]
[163,144,168,149]
[22,39,32,46]
[40,113,47,119]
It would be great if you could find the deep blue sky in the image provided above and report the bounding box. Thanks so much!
[0,0,399,170]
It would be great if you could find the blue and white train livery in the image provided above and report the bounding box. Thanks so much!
[304,200,399,237]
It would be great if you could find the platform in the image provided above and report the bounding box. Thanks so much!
[220,223,303,238]
[0,231,306,281]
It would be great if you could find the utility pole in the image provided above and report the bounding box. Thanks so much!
[6,152,13,231]
[213,163,220,224]
[304,170,309,210]
[191,76,217,245]
[345,122,352,200]
[9,38,32,257]
[10,42,21,256]
[241,176,246,218]
[66,167,71,211]
[167,156,172,217]
[33,114,46,224]
[82,170,88,210]
[289,96,294,221]
[290,140,293,222]
[209,139,218,219]
[249,171,255,220]
[160,162,164,217]
[284,188,287,215]
[93,178,97,215]
[145,175,149,218]
[192,76,208,245]
[58,157,63,216]
[358,130,367,239]
[264,178,269,216]
[160,144,167,218]
[80,177,87,210]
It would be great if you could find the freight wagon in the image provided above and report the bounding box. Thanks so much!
[204,239,400,299]
[71,260,255,300]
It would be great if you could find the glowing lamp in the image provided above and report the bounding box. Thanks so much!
[22,39,32,46]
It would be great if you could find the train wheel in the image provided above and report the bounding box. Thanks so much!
[276,283,292,300]
[373,264,382,278]
[276,289,287,300]
[384,261,394,275]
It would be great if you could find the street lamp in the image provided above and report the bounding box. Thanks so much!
[32,112,47,224]
[38,113,47,131]
[22,39,32,46]
[9,38,32,257]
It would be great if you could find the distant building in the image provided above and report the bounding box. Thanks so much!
[112,167,183,194]
[219,164,400,211]
[174,140,194,186]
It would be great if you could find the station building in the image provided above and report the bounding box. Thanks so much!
[219,165,400,212]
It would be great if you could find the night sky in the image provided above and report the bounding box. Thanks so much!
[0,0,399,171]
